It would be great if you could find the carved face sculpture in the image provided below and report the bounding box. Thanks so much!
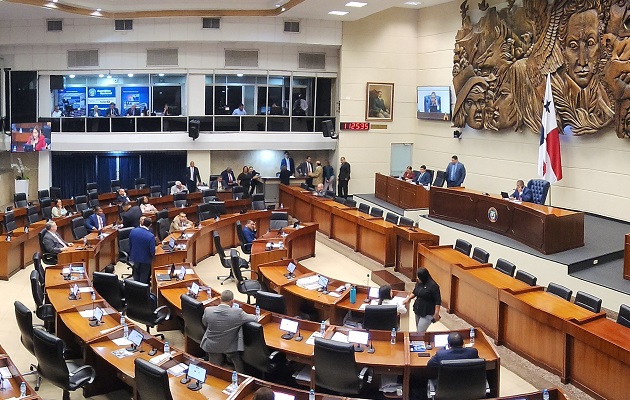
[463,84,486,129]
[564,10,600,89]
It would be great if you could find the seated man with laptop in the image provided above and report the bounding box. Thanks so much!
[502,179,532,202]
[427,332,479,369]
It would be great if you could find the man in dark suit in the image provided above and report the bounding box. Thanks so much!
[416,165,432,186]
[427,332,479,369]
[42,221,73,254]
[125,104,141,116]
[210,177,227,191]
[280,151,295,176]
[242,220,257,244]
[338,156,351,199]
[116,189,130,204]
[445,155,466,187]
[510,179,533,202]
[105,102,120,117]
[121,203,143,228]
[186,161,202,193]
[85,206,106,232]
[297,156,313,187]
[128,218,156,284]
[200,290,257,372]
[220,167,238,187]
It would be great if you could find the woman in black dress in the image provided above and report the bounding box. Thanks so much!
[237,165,252,194]
[403,267,441,332]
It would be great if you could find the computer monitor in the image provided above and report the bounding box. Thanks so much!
[190,282,199,297]
[186,364,206,391]
[285,262,297,278]
[347,330,370,354]
[168,237,175,250]
[318,275,329,294]
[433,334,449,348]
[178,265,186,281]
[93,307,104,323]
[368,287,380,299]
[126,329,143,352]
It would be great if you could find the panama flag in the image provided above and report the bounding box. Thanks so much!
[538,74,563,184]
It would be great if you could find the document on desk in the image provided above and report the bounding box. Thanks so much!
[167,363,188,377]
[296,275,320,291]
[0,366,12,379]
[112,349,135,359]
[305,331,324,345]
[112,337,132,347]
[78,287,95,293]
[79,308,115,318]
[330,332,348,343]
[186,268,194,275]
[359,300,379,310]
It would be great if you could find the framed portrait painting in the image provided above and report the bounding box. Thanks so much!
[366,82,394,122]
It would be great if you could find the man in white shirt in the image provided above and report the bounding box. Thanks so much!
[232,104,247,115]
[170,181,187,195]
[42,221,73,254]
[51,106,62,118]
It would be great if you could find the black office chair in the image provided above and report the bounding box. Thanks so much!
[50,187,62,201]
[157,218,171,242]
[14,301,43,390]
[174,192,187,208]
[202,189,218,204]
[325,190,335,198]
[32,252,46,290]
[270,211,289,230]
[197,203,212,222]
[81,208,94,222]
[33,328,96,400]
[92,272,126,312]
[242,321,287,379]
[215,231,247,284]
[358,203,370,214]
[252,193,266,210]
[399,216,414,226]
[71,217,88,240]
[232,249,262,304]
[617,304,630,328]
[134,358,174,400]
[30,270,55,332]
[385,212,399,224]
[363,305,398,331]
[233,185,246,200]
[38,230,58,264]
[150,185,162,198]
[345,199,357,208]
[117,226,134,274]
[156,209,169,220]
[74,195,88,213]
[88,191,99,208]
[574,291,602,313]
[454,239,472,256]
[85,182,98,196]
[433,171,446,187]
[527,179,551,205]
[27,205,42,225]
[41,198,53,220]
[255,291,287,315]
[471,247,489,264]
[547,282,572,301]
[124,280,171,337]
[4,210,17,233]
[14,192,28,208]
[427,358,488,400]
[369,207,383,218]
[495,258,516,277]
[180,294,206,357]
[334,196,345,204]
[313,338,372,395]
[166,180,177,194]
[514,270,537,286]
[134,177,146,190]
[235,221,252,256]
[111,179,122,193]
[38,189,51,203]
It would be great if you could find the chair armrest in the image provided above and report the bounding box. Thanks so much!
[427,378,436,399]
[154,305,172,321]
[243,243,252,253]
[240,269,260,280]
[69,364,96,384]
[268,350,286,364]
[359,366,373,384]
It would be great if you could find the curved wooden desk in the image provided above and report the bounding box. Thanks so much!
[0,345,42,399]
[375,172,430,209]
[250,223,318,273]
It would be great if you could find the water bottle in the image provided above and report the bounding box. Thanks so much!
[349,286,357,304]
[91,291,96,302]
[120,315,125,326]
[206,286,212,298]
[255,306,261,318]
[231,370,238,387]
[280,203,284,209]
[542,389,549,400]
[83,236,88,246]
[309,389,315,400]
[163,341,170,355]
[320,321,326,336]
[469,327,475,345]
[123,323,129,339]
[20,381,26,397]
[390,328,396,344]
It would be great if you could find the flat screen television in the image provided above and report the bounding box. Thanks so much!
[11,122,51,152]
[417,86,451,121]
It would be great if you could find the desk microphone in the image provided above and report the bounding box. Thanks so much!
[295,328,303,342]
[88,291,97,322]
[368,338,375,354]
[364,273,371,303]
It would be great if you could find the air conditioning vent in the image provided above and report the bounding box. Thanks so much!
[224,50,259,68]
[147,49,179,66]
[115,19,133,31]
[202,17,220,29]
[47,19,63,31]
[299,52,326,70]
[67,50,99,68]
[284,20,300,33]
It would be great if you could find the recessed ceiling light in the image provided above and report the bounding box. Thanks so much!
[96,8,101,11]
[127,73,134,77]
[237,73,243,77]
[69,74,75,78]
[52,0,58,2]
[158,73,165,77]
[106,74,112,78]
[328,10,349,15]
[98,74,104,78]
[404,1,422,5]
[346,1,367,7]
[280,7,286,12]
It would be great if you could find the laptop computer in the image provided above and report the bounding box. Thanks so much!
[500,191,510,199]
[161,237,176,252]
[156,264,176,282]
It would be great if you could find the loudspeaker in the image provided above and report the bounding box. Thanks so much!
[322,119,337,139]
[50,75,64,91]
[189,119,200,140]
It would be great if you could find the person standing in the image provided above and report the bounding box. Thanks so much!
[309,160,324,187]
[248,166,263,195]
[129,218,155,284]
[445,155,466,187]
[232,104,247,115]
[279,165,291,185]
[338,157,351,199]
[280,151,295,176]
[237,166,252,194]
[403,267,441,333]
[186,161,202,193]
[323,160,335,193]
[200,290,257,372]
[297,156,314,188]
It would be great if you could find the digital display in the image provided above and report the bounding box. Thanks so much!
[11,122,51,153]
[178,266,186,281]
[417,86,452,121]
[279,318,298,334]
[433,334,449,348]
[340,122,370,131]
[318,275,329,289]
[368,287,380,299]
[287,262,297,274]
[347,330,369,345]
[128,329,143,347]
[93,306,104,323]
[187,364,206,383]
[190,282,199,296]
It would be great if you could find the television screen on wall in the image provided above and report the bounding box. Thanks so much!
[417,86,451,121]
[11,122,51,152]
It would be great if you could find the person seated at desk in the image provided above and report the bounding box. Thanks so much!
[85,206,106,232]
[210,177,227,192]
[170,181,188,195]
[378,284,407,315]
[510,179,533,202]
[200,290,257,372]
[416,165,432,186]
[221,167,238,187]
[242,220,257,244]
[170,212,193,232]
[427,332,479,369]
[117,188,131,204]
[51,199,68,218]
[279,165,291,185]
[42,221,73,253]
[51,105,62,118]
[90,105,101,117]
[139,196,157,213]
[232,103,247,115]
[313,183,326,197]
[125,104,141,116]
[105,102,120,117]
[402,166,415,181]
[121,203,143,228]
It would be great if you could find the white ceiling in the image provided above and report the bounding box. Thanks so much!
[0,0,443,21]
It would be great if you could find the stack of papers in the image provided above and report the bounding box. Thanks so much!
[150,353,171,366]
[112,337,132,347]
[111,349,134,359]
[167,363,188,377]
[296,275,320,291]
[330,332,348,343]
[305,331,323,345]
[0,366,12,379]
[79,308,115,319]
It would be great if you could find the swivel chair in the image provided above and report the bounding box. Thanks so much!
[124,280,171,337]
[432,171,446,187]
[38,230,58,265]
[547,282,572,301]
[231,249,262,304]
[269,212,289,230]
[71,217,88,240]
[526,179,551,205]
[495,258,516,277]
[617,304,630,328]
[358,203,370,214]
[242,321,287,379]
[14,192,28,208]
[312,338,372,395]
[14,301,42,390]
[363,305,398,331]
[471,247,489,264]
[134,177,146,190]
[134,358,174,400]
[574,291,602,313]
[369,207,383,218]
[254,291,287,315]
[92,272,126,312]
[514,270,537,286]
[427,358,488,400]
[180,294,206,358]
[150,185,162,198]
[385,212,399,224]
[454,239,472,256]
